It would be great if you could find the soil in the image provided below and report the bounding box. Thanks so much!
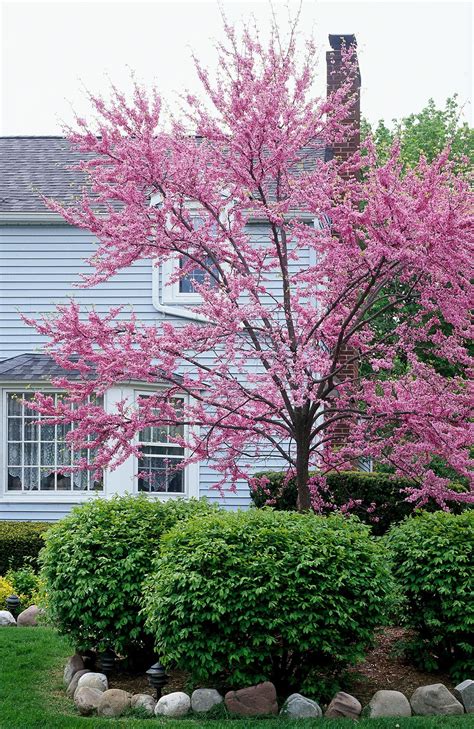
[346,627,455,706]
[107,627,455,706]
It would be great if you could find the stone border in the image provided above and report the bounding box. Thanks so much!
[63,654,474,720]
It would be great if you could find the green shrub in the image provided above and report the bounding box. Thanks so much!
[386,510,474,680]
[0,521,50,574]
[5,564,41,607]
[250,470,468,535]
[0,576,14,608]
[39,495,214,661]
[143,509,392,699]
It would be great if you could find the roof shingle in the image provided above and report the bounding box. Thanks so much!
[0,137,91,213]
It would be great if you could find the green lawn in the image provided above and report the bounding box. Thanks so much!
[0,628,471,729]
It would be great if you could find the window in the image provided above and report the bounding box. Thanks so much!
[178,254,219,294]
[161,216,219,305]
[6,392,103,492]
[137,397,185,493]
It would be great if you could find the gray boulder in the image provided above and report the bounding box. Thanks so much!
[155,691,191,717]
[97,688,131,718]
[366,690,411,718]
[77,671,108,693]
[0,611,16,627]
[411,684,464,715]
[325,691,362,719]
[63,654,85,686]
[66,670,91,697]
[454,680,474,714]
[191,688,223,713]
[74,686,103,716]
[280,693,322,718]
[17,605,41,627]
[131,693,156,716]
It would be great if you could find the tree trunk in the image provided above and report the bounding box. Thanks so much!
[296,438,311,511]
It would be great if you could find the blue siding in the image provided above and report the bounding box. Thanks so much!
[0,222,295,519]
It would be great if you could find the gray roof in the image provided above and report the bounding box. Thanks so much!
[0,137,91,213]
[0,136,328,214]
[0,353,182,385]
[0,354,94,381]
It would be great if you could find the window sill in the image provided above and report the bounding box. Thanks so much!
[0,492,103,502]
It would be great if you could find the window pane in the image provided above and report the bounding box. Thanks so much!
[57,422,72,440]
[24,419,38,441]
[56,473,72,491]
[179,254,219,294]
[40,469,55,491]
[23,467,39,491]
[8,418,21,441]
[41,442,55,466]
[7,394,22,416]
[73,471,88,491]
[7,468,22,491]
[24,442,38,466]
[168,470,183,493]
[41,423,55,441]
[8,443,21,466]
[137,456,184,493]
[92,476,104,492]
[57,443,72,466]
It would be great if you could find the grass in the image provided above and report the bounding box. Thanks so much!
[0,628,471,729]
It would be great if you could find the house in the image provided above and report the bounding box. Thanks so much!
[0,36,361,521]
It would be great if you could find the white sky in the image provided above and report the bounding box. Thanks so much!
[0,0,472,135]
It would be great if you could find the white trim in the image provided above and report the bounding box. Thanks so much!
[151,263,208,322]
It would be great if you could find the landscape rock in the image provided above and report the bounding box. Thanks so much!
[131,693,156,716]
[365,690,411,718]
[325,691,362,719]
[97,688,131,718]
[17,605,41,627]
[410,684,464,715]
[74,686,103,716]
[77,671,108,693]
[191,688,223,713]
[280,693,322,718]
[454,680,474,713]
[63,654,85,686]
[0,611,16,627]
[66,670,91,698]
[225,682,278,716]
[155,691,191,717]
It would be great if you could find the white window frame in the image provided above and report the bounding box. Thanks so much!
[0,385,107,502]
[133,388,199,500]
[161,253,205,306]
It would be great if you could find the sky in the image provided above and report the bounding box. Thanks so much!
[0,0,472,135]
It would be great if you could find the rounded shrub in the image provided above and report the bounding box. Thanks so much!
[386,510,474,680]
[143,509,392,698]
[39,495,214,660]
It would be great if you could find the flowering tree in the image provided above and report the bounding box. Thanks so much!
[27,23,473,510]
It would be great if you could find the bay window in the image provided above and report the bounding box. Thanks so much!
[6,391,103,492]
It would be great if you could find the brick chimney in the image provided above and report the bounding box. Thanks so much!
[326,34,361,163]
[325,35,361,454]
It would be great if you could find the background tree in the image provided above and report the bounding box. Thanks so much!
[27,23,473,510]
[361,96,473,172]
